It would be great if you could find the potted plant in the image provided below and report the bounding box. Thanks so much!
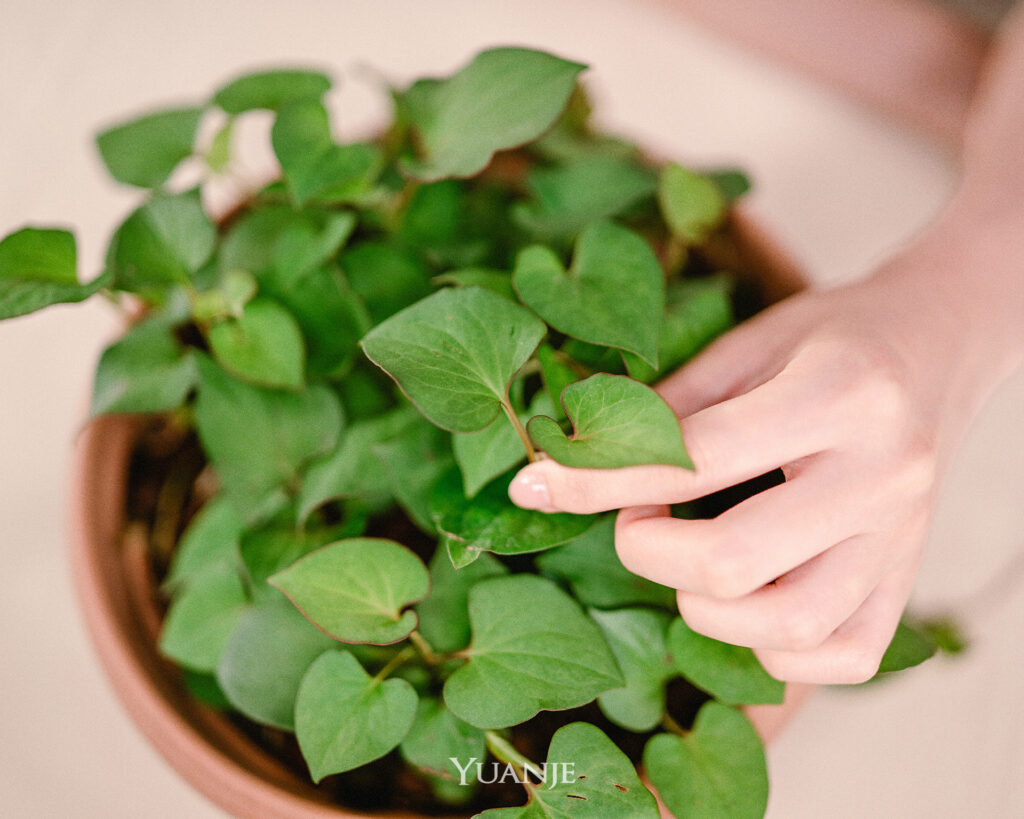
[1,47,940,818]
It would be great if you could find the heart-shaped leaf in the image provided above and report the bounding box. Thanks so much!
[194,355,343,517]
[270,538,430,645]
[361,286,546,432]
[658,162,726,244]
[214,68,331,113]
[668,618,784,705]
[622,275,734,383]
[163,495,245,593]
[272,99,380,205]
[513,154,657,238]
[106,188,216,293]
[591,608,676,732]
[513,221,664,366]
[400,697,486,783]
[453,391,555,498]
[643,702,768,819]
[207,297,306,389]
[443,575,622,729]
[401,47,585,181]
[536,515,677,609]
[478,722,659,818]
[96,106,204,188]
[0,227,109,319]
[431,468,595,569]
[216,598,335,730]
[295,650,418,782]
[528,373,692,469]
[159,564,249,673]
[416,547,507,654]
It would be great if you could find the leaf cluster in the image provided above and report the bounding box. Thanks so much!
[0,49,937,818]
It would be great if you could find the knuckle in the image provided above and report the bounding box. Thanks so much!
[834,648,882,685]
[775,605,832,652]
[696,544,754,600]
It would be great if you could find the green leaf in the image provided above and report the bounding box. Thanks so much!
[106,189,216,293]
[194,355,343,516]
[163,496,245,592]
[431,468,595,569]
[239,521,351,604]
[658,162,726,244]
[513,154,657,238]
[401,47,586,181]
[875,620,939,675]
[340,241,432,324]
[453,391,554,498]
[528,373,692,469]
[0,227,108,319]
[432,267,516,301]
[535,343,579,420]
[205,118,233,173]
[707,168,753,202]
[214,68,331,113]
[271,538,430,645]
[513,221,664,366]
[537,515,677,609]
[297,405,420,524]
[372,415,455,532]
[361,286,546,433]
[91,318,197,416]
[159,564,249,673]
[643,702,768,819]
[271,211,357,281]
[478,722,659,818]
[416,547,507,654]
[207,297,306,389]
[295,650,418,782]
[216,598,335,730]
[96,106,204,188]
[668,618,784,705]
[272,99,380,205]
[622,275,734,383]
[443,575,622,729]
[400,697,486,784]
[591,608,675,732]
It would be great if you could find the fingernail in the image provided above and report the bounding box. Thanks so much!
[509,470,555,512]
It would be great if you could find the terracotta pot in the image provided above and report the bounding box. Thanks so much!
[70,209,812,819]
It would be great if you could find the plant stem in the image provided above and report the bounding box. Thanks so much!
[408,630,440,666]
[372,645,416,684]
[502,394,537,463]
[485,731,536,780]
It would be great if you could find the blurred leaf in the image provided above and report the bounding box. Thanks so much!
[402,47,585,181]
[658,162,726,244]
[214,68,331,113]
[96,106,204,188]
[875,620,939,675]
[208,297,306,389]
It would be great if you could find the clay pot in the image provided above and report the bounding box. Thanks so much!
[70,209,811,818]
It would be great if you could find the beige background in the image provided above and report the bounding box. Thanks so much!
[1,0,1022,816]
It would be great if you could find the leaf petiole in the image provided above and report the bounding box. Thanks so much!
[502,393,537,463]
[372,645,417,684]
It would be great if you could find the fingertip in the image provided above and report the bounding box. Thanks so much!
[508,461,558,513]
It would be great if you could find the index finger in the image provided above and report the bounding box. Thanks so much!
[509,367,829,514]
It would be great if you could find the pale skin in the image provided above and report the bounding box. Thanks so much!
[510,2,1024,685]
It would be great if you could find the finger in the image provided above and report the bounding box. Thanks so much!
[655,299,802,417]
[510,364,833,515]
[753,549,922,684]
[676,533,893,651]
[614,457,874,597]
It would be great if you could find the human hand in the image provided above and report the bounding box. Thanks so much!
[509,239,1012,684]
